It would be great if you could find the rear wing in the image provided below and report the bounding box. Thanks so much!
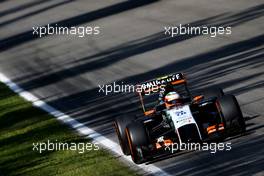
[137,73,186,95]
[137,73,186,113]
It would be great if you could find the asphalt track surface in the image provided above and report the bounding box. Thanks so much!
[0,0,263,175]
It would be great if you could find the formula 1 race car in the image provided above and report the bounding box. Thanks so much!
[114,73,245,164]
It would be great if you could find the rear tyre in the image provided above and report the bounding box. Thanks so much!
[126,122,149,164]
[203,87,224,99]
[218,95,246,135]
[114,115,135,155]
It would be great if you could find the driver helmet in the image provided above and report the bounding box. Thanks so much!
[164,91,182,108]
[159,84,174,102]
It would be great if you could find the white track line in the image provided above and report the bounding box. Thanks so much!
[0,73,170,176]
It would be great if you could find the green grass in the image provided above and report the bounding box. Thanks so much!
[0,83,138,176]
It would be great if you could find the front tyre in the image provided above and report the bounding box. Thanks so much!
[126,122,149,164]
[114,115,135,155]
[218,95,246,135]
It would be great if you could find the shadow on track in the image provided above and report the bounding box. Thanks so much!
[0,0,159,51]
[160,135,264,176]
[14,4,264,90]
[0,0,76,27]
[0,0,54,17]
